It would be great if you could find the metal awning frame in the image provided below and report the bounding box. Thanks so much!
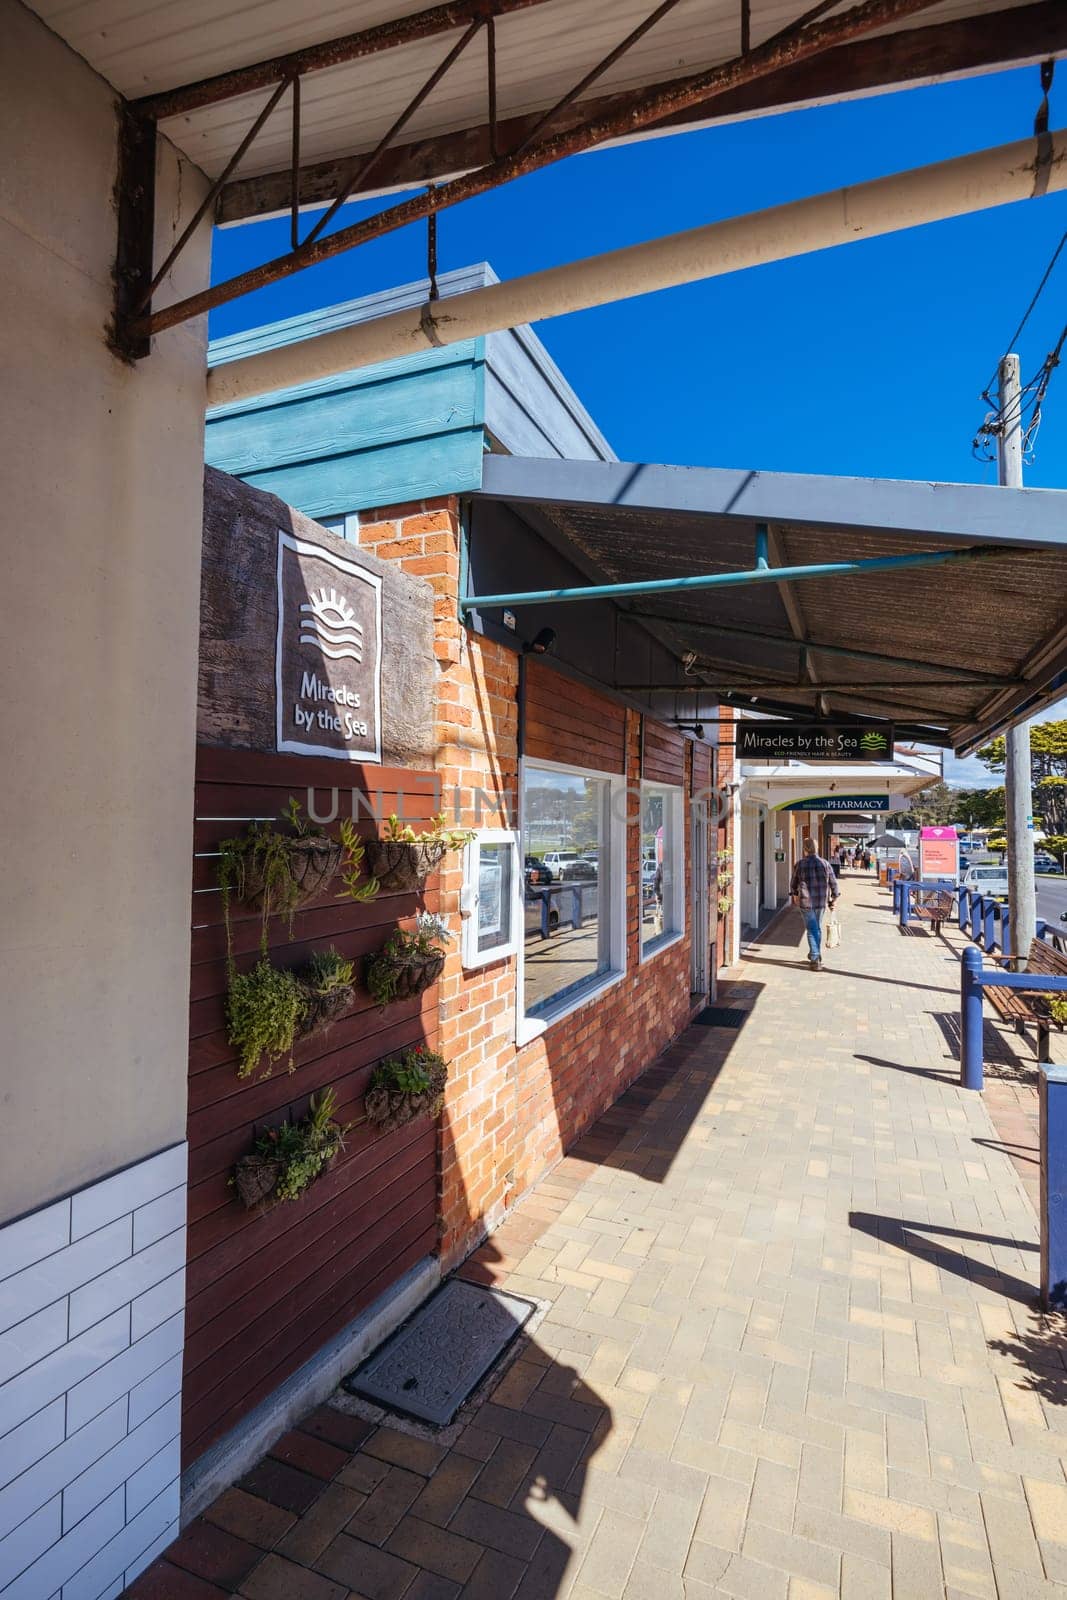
[109,0,1067,359]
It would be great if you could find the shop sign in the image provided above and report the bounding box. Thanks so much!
[275,531,383,762]
[774,795,890,813]
[919,825,959,880]
[738,723,894,762]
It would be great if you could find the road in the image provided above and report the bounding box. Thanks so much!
[1037,874,1067,928]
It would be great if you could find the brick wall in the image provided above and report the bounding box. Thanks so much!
[358,499,704,1267]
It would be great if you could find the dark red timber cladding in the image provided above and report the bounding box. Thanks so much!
[184,745,440,1466]
[524,658,626,773]
[643,718,686,785]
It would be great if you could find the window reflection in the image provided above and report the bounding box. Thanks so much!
[523,767,607,1015]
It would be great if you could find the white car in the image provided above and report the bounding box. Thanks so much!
[960,863,1009,899]
[542,850,585,882]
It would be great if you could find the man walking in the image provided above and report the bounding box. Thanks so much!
[790,837,839,970]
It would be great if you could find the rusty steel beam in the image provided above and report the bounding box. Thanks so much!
[134,0,556,122]
[217,0,1067,224]
[134,0,947,341]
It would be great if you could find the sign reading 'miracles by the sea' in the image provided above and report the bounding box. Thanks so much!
[275,530,383,761]
[737,723,894,763]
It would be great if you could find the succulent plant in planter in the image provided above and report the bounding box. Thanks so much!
[226,956,307,1079]
[365,1047,447,1134]
[219,798,363,958]
[233,1088,348,1209]
[298,947,356,1038]
[354,813,475,896]
[365,911,452,1007]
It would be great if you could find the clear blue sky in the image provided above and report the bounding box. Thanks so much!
[210,62,1067,786]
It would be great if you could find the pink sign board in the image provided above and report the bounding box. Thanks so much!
[920,826,959,880]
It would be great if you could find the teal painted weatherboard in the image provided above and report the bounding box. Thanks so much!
[205,338,487,518]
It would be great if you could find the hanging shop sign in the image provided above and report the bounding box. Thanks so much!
[775,795,890,813]
[919,825,959,880]
[276,532,383,761]
[737,723,894,762]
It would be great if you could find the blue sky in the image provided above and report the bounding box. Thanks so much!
[211,60,1067,784]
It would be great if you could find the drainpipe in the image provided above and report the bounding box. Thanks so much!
[209,129,1066,405]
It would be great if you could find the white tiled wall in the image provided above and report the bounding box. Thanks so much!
[0,1145,187,1600]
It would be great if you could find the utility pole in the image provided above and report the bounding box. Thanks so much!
[998,353,1037,963]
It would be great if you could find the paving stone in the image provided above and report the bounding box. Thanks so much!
[203,1488,297,1550]
[267,1429,350,1482]
[361,1428,449,1477]
[275,1483,367,1566]
[313,1531,418,1599]
[124,1562,232,1599]
[385,1514,485,1582]
[238,1457,327,1515]
[165,1519,264,1589]
[345,1464,424,1545]
[237,1554,346,1599]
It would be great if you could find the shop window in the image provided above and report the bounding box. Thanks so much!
[461,831,520,969]
[520,759,625,1035]
[641,782,685,957]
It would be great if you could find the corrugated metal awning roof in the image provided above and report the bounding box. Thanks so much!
[467,454,1067,753]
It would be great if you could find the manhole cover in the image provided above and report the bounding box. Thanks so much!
[694,1006,747,1028]
[344,1280,537,1426]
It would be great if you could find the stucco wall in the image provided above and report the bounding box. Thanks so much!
[0,0,211,1222]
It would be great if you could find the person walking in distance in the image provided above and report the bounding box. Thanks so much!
[790,837,839,971]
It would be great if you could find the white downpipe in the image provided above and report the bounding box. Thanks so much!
[208,130,1066,407]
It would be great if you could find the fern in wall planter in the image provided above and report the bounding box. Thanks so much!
[365,1047,448,1135]
[233,1088,349,1210]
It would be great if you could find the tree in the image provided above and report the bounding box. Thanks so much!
[976,719,1067,783]
[950,786,1006,831]
[893,781,957,828]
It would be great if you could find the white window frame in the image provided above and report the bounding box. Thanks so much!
[460,829,521,970]
[516,755,627,1047]
[639,781,686,963]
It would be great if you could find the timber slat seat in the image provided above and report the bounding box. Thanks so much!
[984,936,1067,1061]
[909,888,954,934]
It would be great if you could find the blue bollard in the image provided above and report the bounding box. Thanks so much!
[892,879,900,915]
[1040,1063,1067,1309]
[899,882,911,928]
[960,945,984,1091]
[984,898,997,952]
[971,894,982,944]
[1001,904,1011,960]
[958,887,969,932]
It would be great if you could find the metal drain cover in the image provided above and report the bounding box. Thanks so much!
[694,1006,747,1028]
[345,1280,537,1425]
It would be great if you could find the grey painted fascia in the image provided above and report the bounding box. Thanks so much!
[476,455,1067,550]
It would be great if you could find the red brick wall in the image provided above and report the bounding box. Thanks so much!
[358,498,702,1268]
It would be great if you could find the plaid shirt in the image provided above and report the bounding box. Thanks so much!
[790,853,839,913]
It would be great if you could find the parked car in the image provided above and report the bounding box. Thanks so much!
[525,854,550,886]
[960,862,1009,899]
[1034,851,1062,874]
[542,850,587,881]
[560,858,597,881]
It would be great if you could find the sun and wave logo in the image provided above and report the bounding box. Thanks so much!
[299,587,364,663]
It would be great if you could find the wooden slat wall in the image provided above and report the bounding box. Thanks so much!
[184,745,441,1465]
[692,741,713,794]
[524,660,626,774]
[643,719,686,786]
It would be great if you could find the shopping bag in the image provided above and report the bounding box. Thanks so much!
[825,912,841,950]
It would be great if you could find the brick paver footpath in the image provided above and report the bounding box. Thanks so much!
[127,872,1067,1600]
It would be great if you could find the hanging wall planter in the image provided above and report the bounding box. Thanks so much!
[365,1047,448,1135]
[365,912,452,1008]
[298,948,356,1039]
[233,1088,348,1210]
[351,813,475,897]
[226,947,355,1080]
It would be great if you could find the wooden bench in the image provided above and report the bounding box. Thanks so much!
[985,936,1067,1062]
[908,888,954,934]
